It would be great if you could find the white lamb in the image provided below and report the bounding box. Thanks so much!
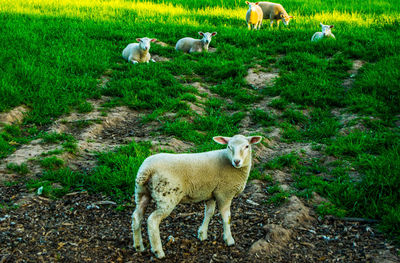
[175,32,217,53]
[258,1,294,27]
[122,37,156,64]
[311,23,335,42]
[246,1,263,30]
[131,134,262,259]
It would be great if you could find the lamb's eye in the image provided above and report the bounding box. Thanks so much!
[245,145,249,149]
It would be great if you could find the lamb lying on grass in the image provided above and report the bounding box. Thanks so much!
[122,37,156,64]
[175,32,217,53]
[258,1,293,27]
[311,23,335,42]
[131,135,262,259]
[246,1,263,30]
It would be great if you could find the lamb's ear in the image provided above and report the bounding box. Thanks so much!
[136,38,142,42]
[247,136,262,144]
[245,1,249,4]
[211,32,217,36]
[213,136,230,145]
[330,25,334,28]
[198,32,204,36]
[150,38,157,42]
[255,2,259,5]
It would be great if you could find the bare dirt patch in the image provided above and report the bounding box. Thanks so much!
[342,60,366,90]
[0,105,29,126]
[245,64,279,89]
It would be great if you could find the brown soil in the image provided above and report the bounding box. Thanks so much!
[1,180,399,262]
[0,105,29,126]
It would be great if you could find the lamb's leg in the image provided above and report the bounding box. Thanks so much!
[217,197,234,246]
[277,20,280,27]
[147,203,175,259]
[198,199,216,241]
[248,23,251,30]
[270,19,274,27]
[132,187,149,252]
[128,54,138,64]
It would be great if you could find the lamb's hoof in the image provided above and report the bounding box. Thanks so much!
[153,249,165,259]
[134,244,145,252]
[197,230,207,241]
[224,237,235,246]
[151,59,156,63]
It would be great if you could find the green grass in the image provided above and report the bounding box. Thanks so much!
[1,0,400,244]
[28,141,152,202]
[6,162,30,175]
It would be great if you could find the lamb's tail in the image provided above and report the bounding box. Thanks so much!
[135,162,154,186]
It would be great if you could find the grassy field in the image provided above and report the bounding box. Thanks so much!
[1,0,399,243]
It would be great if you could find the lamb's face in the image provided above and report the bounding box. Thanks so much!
[246,1,259,12]
[198,32,217,45]
[136,37,157,51]
[321,23,334,36]
[281,14,294,26]
[213,135,262,169]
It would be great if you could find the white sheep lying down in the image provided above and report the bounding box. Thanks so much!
[175,32,217,53]
[311,23,335,42]
[122,37,156,64]
[131,135,262,259]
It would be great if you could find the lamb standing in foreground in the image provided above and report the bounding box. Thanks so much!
[122,37,156,64]
[258,1,293,27]
[311,23,335,42]
[131,135,262,259]
[175,32,217,53]
[245,1,263,30]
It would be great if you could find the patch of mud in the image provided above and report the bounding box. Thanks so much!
[342,60,366,89]
[0,105,29,126]
[245,64,279,89]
